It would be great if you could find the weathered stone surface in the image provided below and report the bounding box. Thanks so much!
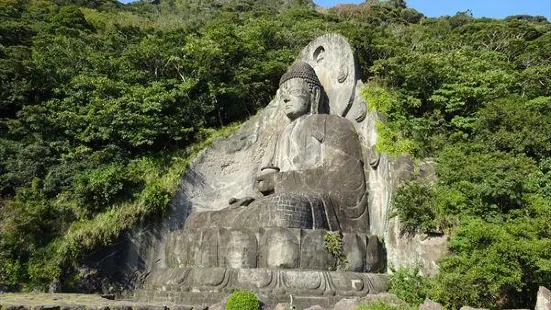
[260,228,300,269]
[165,227,380,272]
[304,306,326,310]
[301,230,337,270]
[183,113,370,232]
[419,299,444,310]
[296,34,365,123]
[392,154,415,187]
[418,159,437,183]
[33,306,60,310]
[383,155,451,275]
[167,60,375,274]
[333,298,360,310]
[0,293,185,310]
[536,286,551,310]
[143,267,388,297]
[459,307,488,310]
[385,217,449,276]
[4,306,30,310]
[273,303,291,310]
[365,235,381,273]
[207,300,225,310]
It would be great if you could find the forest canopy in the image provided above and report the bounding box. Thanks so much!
[0,0,550,309]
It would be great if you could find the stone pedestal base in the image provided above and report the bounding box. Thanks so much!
[141,267,388,299]
[166,227,382,272]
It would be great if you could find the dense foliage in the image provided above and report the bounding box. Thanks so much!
[225,290,260,310]
[355,301,409,310]
[388,266,434,307]
[369,8,551,310]
[0,0,549,308]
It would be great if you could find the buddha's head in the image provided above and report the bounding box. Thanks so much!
[279,62,323,120]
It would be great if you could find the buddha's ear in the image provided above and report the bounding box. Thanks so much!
[311,85,321,114]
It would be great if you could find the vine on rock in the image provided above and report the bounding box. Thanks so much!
[323,231,348,271]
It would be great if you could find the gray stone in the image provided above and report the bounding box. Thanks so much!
[259,227,300,269]
[5,306,30,310]
[207,300,225,310]
[419,299,444,310]
[393,154,415,187]
[536,286,551,310]
[273,303,291,310]
[176,61,372,271]
[385,217,449,276]
[35,306,60,310]
[296,34,365,123]
[165,227,379,271]
[301,230,337,270]
[48,280,61,294]
[418,159,437,183]
[144,267,388,297]
[60,306,86,310]
[459,307,488,310]
[384,156,448,275]
[304,306,326,310]
[365,235,381,273]
[333,298,360,310]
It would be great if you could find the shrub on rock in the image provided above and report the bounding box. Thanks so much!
[226,290,260,310]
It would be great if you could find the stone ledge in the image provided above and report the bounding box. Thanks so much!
[142,267,388,298]
[0,293,192,310]
[0,292,404,310]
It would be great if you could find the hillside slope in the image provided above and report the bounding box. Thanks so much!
[0,0,550,308]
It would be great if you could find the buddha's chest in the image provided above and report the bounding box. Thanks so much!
[274,117,326,171]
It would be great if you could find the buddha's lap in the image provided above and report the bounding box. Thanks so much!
[184,192,330,230]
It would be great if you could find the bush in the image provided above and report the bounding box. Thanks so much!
[71,164,135,212]
[225,290,260,310]
[401,8,423,24]
[432,214,551,309]
[391,181,438,234]
[324,230,348,270]
[389,266,434,307]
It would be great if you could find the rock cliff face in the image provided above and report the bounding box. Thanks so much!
[110,34,447,298]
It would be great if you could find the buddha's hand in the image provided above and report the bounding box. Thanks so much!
[228,196,255,208]
[256,166,279,196]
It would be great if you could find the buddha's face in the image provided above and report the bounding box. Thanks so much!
[280,78,317,120]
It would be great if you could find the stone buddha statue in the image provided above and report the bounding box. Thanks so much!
[135,36,390,305]
[174,62,375,272]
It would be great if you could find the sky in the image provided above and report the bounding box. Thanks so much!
[313,0,551,20]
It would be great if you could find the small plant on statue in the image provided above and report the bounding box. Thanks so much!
[323,231,349,271]
[225,289,261,310]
